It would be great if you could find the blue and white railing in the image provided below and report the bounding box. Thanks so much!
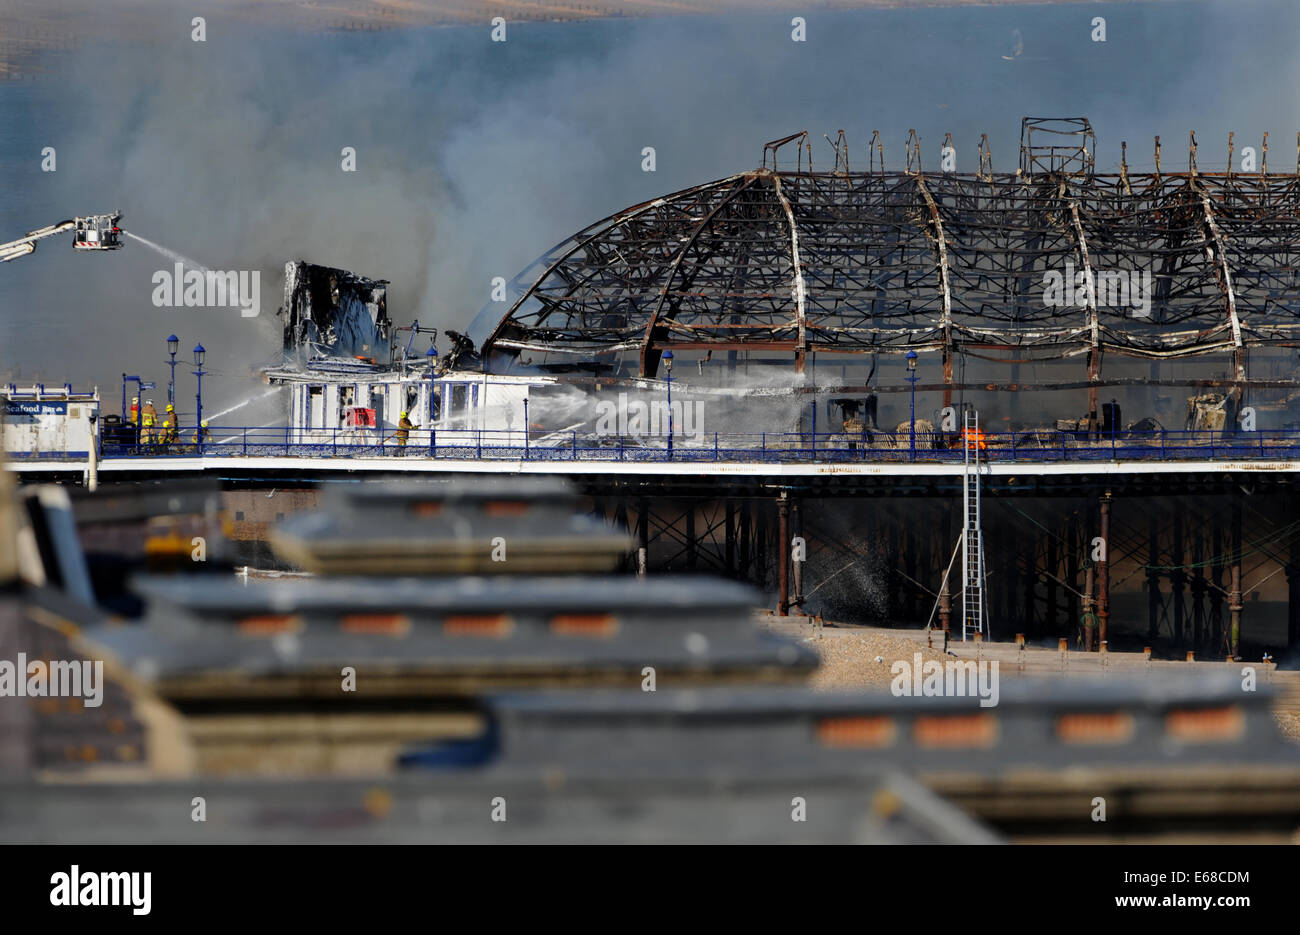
[81,425,1300,464]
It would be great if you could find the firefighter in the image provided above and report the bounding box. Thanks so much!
[193,420,211,447]
[396,411,414,448]
[130,396,140,440]
[162,404,178,445]
[142,399,158,444]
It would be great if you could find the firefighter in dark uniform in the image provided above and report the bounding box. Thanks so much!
[396,411,414,449]
[162,404,178,446]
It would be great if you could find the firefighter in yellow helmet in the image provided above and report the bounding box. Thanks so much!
[162,403,178,445]
[141,399,158,445]
[395,410,414,448]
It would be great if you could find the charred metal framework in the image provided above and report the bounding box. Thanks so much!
[279,261,390,360]
[1019,117,1095,176]
[482,120,1300,418]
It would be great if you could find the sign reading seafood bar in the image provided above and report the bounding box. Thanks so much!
[3,400,67,416]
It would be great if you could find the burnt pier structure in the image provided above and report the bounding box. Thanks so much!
[18,119,1300,661]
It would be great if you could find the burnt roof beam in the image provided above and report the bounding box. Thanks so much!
[911,174,955,394]
[1192,184,1246,387]
[1063,183,1102,418]
[769,173,809,372]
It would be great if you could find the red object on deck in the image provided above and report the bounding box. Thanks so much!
[344,406,376,428]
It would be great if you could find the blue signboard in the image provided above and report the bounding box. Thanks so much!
[3,400,69,416]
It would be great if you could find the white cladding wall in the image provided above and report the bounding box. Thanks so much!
[2,395,100,457]
[287,375,531,446]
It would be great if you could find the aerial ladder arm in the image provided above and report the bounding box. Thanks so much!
[0,220,75,262]
[0,212,123,262]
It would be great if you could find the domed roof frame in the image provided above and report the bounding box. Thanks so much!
[482,125,1300,419]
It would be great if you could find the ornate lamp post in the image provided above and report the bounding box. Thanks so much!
[663,349,674,458]
[192,343,207,452]
[166,334,179,406]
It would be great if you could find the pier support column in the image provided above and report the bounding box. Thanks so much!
[938,521,953,633]
[685,504,697,571]
[1023,530,1038,636]
[1191,523,1207,655]
[904,519,917,621]
[1171,511,1186,649]
[1290,494,1300,651]
[1045,535,1059,635]
[1083,564,1096,651]
[1098,491,1111,649]
[1147,508,1161,644]
[1210,516,1225,652]
[791,499,803,613]
[637,498,649,577]
[1065,515,1079,642]
[1287,558,1300,651]
[613,500,630,572]
[739,501,752,582]
[724,500,736,577]
[1229,498,1243,659]
[886,508,901,619]
[932,500,955,633]
[777,493,790,616]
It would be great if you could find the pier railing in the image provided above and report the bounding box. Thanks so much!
[89,425,1300,465]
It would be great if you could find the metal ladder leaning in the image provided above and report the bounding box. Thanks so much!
[961,409,988,641]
